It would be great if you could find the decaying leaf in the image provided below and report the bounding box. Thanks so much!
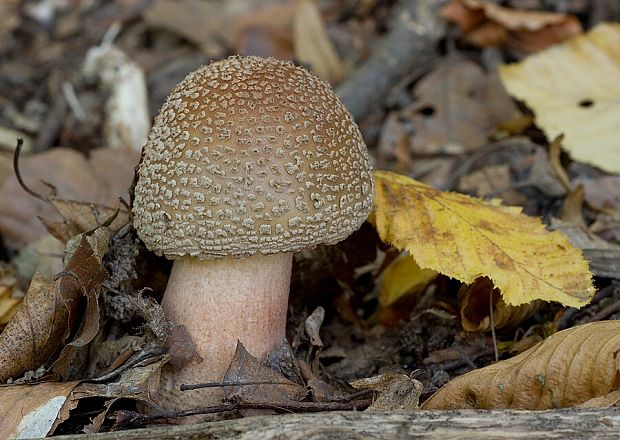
[293,0,344,83]
[441,0,582,53]
[459,277,541,332]
[0,228,109,383]
[500,23,620,174]
[379,254,438,308]
[350,373,422,411]
[407,58,520,154]
[305,306,325,348]
[0,147,138,247]
[422,320,620,410]
[48,353,169,434]
[371,170,595,308]
[41,198,129,243]
[224,342,307,405]
[0,381,79,439]
[144,0,294,57]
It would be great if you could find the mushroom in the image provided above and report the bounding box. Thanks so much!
[132,56,374,409]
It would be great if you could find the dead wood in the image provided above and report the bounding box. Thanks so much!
[54,408,620,439]
[335,0,444,121]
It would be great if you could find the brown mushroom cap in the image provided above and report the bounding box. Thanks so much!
[133,56,373,259]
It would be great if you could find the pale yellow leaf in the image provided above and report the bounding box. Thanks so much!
[371,170,594,308]
[422,320,620,410]
[379,254,438,308]
[499,23,620,173]
[293,0,344,83]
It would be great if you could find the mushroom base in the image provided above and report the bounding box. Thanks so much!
[158,252,292,414]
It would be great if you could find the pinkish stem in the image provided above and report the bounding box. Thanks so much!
[158,252,292,410]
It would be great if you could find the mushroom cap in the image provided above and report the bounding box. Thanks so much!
[133,56,373,259]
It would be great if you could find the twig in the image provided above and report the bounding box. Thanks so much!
[335,0,444,121]
[13,138,46,201]
[489,291,499,362]
[62,81,86,121]
[87,348,167,384]
[180,380,302,391]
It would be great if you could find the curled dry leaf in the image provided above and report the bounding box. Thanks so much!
[305,306,325,348]
[422,320,620,410]
[500,23,620,174]
[371,170,595,308]
[0,228,109,383]
[350,373,422,411]
[459,277,541,332]
[223,342,307,405]
[441,0,582,53]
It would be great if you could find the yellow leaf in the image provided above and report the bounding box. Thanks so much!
[422,320,620,410]
[379,254,438,308]
[499,23,620,173]
[371,170,594,307]
[293,0,344,83]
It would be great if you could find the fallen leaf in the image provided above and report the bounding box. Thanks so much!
[371,170,595,307]
[144,0,294,57]
[578,390,620,408]
[0,0,19,54]
[224,342,307,405]
[293,0,344,83]
[0,381,79,439]
[573,176,620,212]
[458,277,541,332]
[407,58,519,154]
[379,254,438,308]
[350,373,422,411]
[500,23,620,174]
[0,228,109,383]
[0,147,138,248]
[0,268,23,330]
[165,325,203,371]
[49,228,110,381]
[422,320,620,410]
[305,306,325,348]
[50,354,169,434]
[441,0,582,53]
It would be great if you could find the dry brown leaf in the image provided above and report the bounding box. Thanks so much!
[407,58,519,154]
[422,320,620,410]
[41,198,129,243]
[578,390,620,408]
[459,277,541,332]
[500,24,620,174]
[371,170,595,308]
[350,373,422,411]
[0,381,79,439]
[293,0,344,84]
[0,228,109,383]
[144,0,294,57]
[224,342,307,405]
[0,0,19,54]
[0,147,138,248]
[441,0,582,53]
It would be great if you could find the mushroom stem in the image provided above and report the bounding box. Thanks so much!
[159,252,292,410]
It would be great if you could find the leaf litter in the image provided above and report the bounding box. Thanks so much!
[1,0,620,435]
